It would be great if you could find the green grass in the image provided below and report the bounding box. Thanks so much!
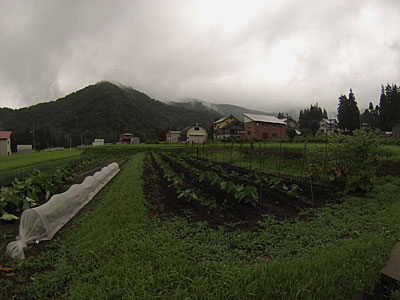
[381,145,400,161]
[0,149,83,172]
[1,153,400,299]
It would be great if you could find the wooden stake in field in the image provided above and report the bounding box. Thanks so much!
[278,139,282,175]
[239,140,243,167]
[249,141,253,170]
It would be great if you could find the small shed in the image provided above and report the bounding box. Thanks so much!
[0,131,12,156]
[92,139,104,146]
[166,131,181,143]
[17,145,33,154]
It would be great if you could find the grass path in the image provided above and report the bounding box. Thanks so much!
[3,153,400,299]
[0,149,83,172]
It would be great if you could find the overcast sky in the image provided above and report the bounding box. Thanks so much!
[1,0,399,116]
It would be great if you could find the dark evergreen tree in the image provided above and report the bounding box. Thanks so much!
[378,83,400,130]
[298,103,326,132]
[337,89,360,131]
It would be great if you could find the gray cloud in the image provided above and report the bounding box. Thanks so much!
[1,0,399,117]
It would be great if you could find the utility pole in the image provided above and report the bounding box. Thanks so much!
[31,122,36,151]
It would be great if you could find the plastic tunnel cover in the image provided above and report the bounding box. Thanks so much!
[6,162,120,259]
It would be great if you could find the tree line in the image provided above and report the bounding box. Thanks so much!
[297,83,400,134]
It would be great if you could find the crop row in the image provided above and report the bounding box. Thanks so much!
[182,155,308,203]
[0,156,111,221]
[151,153,200,203]
[159,153,259,207]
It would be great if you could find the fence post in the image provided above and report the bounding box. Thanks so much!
[278,139,282,175]
[240,140,243,167]
[323,130,328,182]
[230,141,234,163]
[196,143,199,159]
[249,141,253,169]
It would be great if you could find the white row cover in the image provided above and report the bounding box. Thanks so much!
[6,162,120,259]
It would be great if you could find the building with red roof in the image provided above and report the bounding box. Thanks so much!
[0,131,12,156]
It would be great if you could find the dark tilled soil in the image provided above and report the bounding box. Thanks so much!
[143,154,337,231]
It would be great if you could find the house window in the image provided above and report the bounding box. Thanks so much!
[272,133,277,138]
[247,131,251,136]
[248,124,251,129]
[263,133,268,139]
[262,123,268,127]
[194,127,199,131]
[230,129,235,134]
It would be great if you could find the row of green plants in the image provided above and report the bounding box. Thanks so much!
[0,156,111,221]
[181,154,306,203]
[151,153,200,203]
[161,153,259,207]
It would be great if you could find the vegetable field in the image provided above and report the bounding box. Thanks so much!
[1,141,400,299]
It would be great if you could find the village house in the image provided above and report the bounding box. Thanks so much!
[243,113,286,140]
[166,131,181,143]
[180,124,208,144]
[319,118,338,135]
[282,116,299,129]
[213,115,243,140]
[0,131,12,156]
[119,133,140,144]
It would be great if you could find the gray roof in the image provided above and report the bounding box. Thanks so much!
[214,116,229,124]
[243,113,286,125]
[169,131,181,134]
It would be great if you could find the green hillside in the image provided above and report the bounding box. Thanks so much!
[0,82,221,150]
[170,98,273,121]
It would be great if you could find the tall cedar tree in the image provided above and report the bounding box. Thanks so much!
[298,103,327,131]
[378,84,400,130]
[337,89,360,131]
[360,101,379,129]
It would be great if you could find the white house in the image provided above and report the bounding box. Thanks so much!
[181,124,208,144]
[0,131,12,156]
[319,119,338,135]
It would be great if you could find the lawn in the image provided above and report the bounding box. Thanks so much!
[1,152,400,299]
[0,149,83,172]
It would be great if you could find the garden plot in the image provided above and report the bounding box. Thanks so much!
[144,152,338,230]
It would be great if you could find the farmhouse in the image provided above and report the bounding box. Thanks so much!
[166,131,181,143]
[243,113,286,140]
[319,118,338,135]
[282,116,299,129]
[213,115,243,140]
[393,121,400,139]
[0,131,12,156]
[119,133,139,144]
[180,124,208,144]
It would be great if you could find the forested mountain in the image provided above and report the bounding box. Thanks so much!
[170,98,270,121]
[0,82,221,150]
